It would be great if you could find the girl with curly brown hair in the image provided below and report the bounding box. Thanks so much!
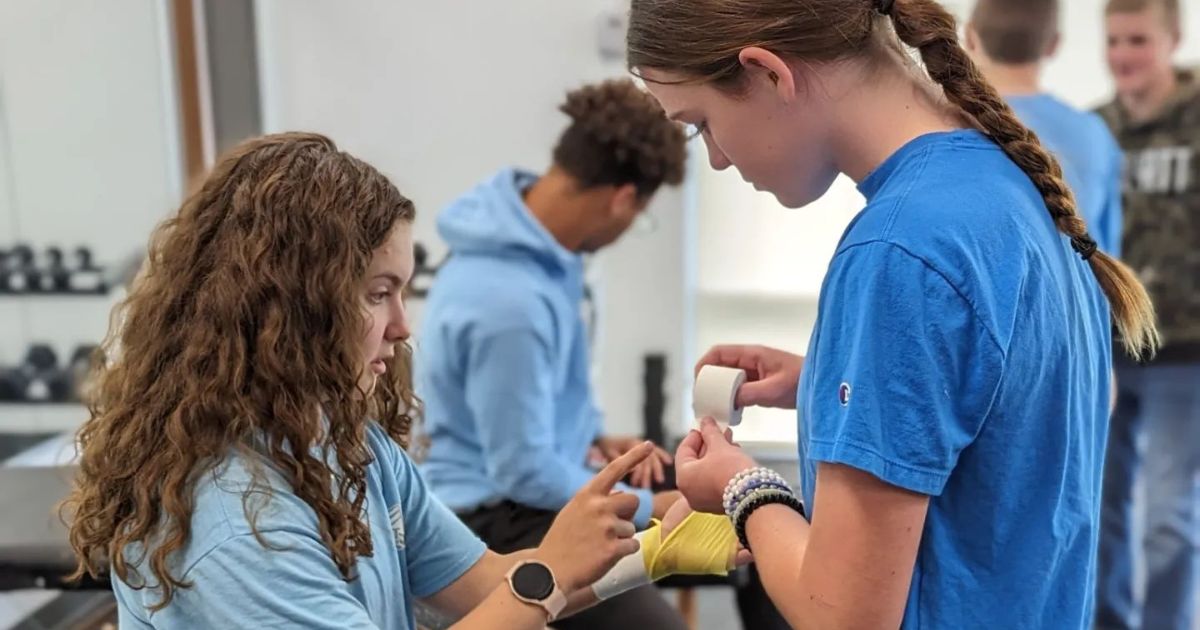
[61,131,677,629]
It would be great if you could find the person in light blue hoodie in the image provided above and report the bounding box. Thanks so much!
[418,79,694,629]
[966,0,1124,256]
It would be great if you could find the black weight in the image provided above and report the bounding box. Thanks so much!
[0,248,10,293]
[45,246,70,292]
[74,246,96,270]
[70,246,105,293]
[6,244,34,293]
[44,369,74,402]
[0,369,28,402]
[24,345,59,373]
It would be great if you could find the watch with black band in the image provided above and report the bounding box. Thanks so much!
[505,560,568,621]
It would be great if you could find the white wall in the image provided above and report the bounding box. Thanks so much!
[0,0,180,266]
[255,0,688,437]
[0,0,180,432]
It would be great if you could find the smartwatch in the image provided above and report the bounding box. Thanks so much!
[505,560,568,621]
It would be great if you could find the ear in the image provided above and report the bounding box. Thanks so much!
[610,183,640,217]
[964,24,980,54]
[737,47,797,103]
[1046,31,1061,58]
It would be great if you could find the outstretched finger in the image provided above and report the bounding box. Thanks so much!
[589,441,654,494]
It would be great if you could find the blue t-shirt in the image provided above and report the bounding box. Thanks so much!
[797,130,1112,629]
[112,422,487,629]
[1008,94,1123,256]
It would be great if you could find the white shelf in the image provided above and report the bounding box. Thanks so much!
[0,404,89,434]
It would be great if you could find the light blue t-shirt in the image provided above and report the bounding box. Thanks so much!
[797,130,1112,629]
[1008,93,1123,256]
[112,422,487,629]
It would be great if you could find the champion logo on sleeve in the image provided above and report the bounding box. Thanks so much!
[838,382,852,407]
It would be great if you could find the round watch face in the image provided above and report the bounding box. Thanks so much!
[512,562,555,601]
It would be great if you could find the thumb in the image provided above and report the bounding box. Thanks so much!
[699,418,730,445]
[735,379,785,408]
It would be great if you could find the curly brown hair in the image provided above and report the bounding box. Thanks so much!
[553,78,688,197]
[62,132,419,608]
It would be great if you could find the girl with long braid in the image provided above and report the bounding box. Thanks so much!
[627,0,1159,627]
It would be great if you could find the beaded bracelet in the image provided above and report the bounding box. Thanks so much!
[730,486,789,532]
[725,478,791,516]
[722,467,793,517]
[723,467,790,512]
[732,488,805,551]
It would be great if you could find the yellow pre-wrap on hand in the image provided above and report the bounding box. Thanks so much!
[640,512,738,579]
[590,510,739,601]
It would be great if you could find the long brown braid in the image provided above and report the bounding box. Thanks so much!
[627,0,1159,360]
[888,0,1157,359]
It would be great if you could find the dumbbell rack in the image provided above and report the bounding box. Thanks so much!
[1,245,119,434]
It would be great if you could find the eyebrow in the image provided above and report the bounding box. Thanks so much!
[666,111,688,122]
[371,272,406,288]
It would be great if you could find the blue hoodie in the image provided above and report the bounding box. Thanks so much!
[417,168,653,528]
[1008,93,1123,256]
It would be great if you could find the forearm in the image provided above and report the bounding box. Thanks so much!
[447,581,556,630]
[746,498,917,629]
[744,504,818,629]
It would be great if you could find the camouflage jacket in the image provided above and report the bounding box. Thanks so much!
[1097,68,1200,362]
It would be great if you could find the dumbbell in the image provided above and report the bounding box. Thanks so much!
[21,345,62,402]
[2,244,35,293]
[5,345,73,403]
[0,366,25,401]
[0,356,36,402]
[45,247,71,292]
[71,246,105,293]
[0,248,8,291]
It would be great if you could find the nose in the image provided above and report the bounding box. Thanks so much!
[707,145,732,171]
[386,297,411,342]
[703,135,732,171]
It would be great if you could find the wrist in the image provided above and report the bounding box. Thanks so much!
[591,530,651,601]
[530,551,579,593]
[506,558,569,621]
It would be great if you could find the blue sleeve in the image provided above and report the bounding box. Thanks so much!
[151,531,380,629]
[465,328,653,527]
[393,448,489,597]
[806,243,1005,495]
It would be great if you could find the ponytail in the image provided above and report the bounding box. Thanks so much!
[888,0,1159,360]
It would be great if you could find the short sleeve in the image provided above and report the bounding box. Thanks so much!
[393,448,488,597]
[805,242,1005,496]
[148,530,380,629]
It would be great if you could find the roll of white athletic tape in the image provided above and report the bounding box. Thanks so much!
[692,365,747,427]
